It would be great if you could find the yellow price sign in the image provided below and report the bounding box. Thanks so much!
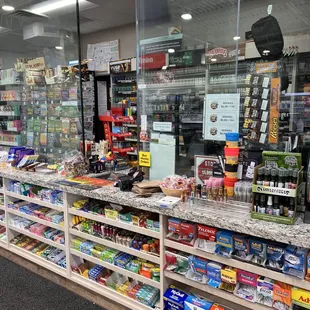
[139,151,151,167]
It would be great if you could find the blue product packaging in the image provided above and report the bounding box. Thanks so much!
[215,230,234,257]
[249,238,267,266]
[206,261,223,288]
[283,245,308,279]
[186,255,208,284]
[257,276,275,307]
[184,295,213,310]
[163,287,188,310]
[266,242,285,271]
[232,235,250,261]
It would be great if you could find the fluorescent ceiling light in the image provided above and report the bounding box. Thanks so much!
[2,5,15,11]
[233,36,241,41]
[181,13,192,20]
[211,58,217,62]
[55,46,63,50]
[168,49,175,53]
[32,0,86,14]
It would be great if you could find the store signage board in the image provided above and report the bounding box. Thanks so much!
[25,57,45,71]
[153,122,172,132]
[140,34,183,55]
[269,78,280,144]
[139,151,151,167]
[168,49,205,67]
[195,155,219,185]
[109,59,131,73]
[139,52,166,70]
[205,44,245,64]
[203,94,240,141]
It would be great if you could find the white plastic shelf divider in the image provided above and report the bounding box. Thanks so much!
[7,209,64,231]
[70,249,161,289]
[69,208,160,239]
[5,191,64,212]
[70,273,153,310]
[9,244,67,277]
[164,239,310,291]
[8,225,65,250]
[164,271,270,310]
[70,229,160,264]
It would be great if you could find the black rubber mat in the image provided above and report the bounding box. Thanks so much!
[0,256,104,310]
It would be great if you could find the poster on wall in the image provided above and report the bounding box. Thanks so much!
[203,93,240,141]
[87,40,119,71]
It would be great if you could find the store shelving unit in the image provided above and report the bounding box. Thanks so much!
[3,175,310,310]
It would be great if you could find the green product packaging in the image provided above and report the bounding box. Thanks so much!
[263,151,301,169]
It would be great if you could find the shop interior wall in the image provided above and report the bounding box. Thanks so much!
[81,22,136,60]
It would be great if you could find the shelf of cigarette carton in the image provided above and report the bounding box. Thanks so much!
[165,239,310,291]
[70,249,161,289]
[0,112,19,116]
[0,128,21,132]
[8,225,65,250]
[164,271,270,310]
[111,132,132,138]
[114,80,136,84]
[252,184,296,197]
[7,209,64,231]
[70,274,153,310]
[70,229,160,264]
[5,191,64,212]
[114,91,137,96]
[9,244,67,277]
[99,116,135,123]
[69,208,160,239]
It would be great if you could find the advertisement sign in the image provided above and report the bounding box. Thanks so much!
[139,151,151,167]
[205,44,245,64]
[139,52,166,70]
[268,78,280,144]
[109,59,131,73]
[25,57,46,71]
[204,94,240,141]
[195,155,219,184]
[140,34,183,55]
[169,49,205,67]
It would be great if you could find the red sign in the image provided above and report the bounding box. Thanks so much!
[139,52,166,69]
[195,155,218,184]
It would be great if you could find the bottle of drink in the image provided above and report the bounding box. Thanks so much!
[263,168,271,186]
[266,195,273,214]
[291,169,298,189]
[256,167,264,185]
[279,196,284,215]
[254,194,260,212]
[270,169,278,187]
[288,197,295,218]
[287,168,293,189]
[278,169,285,188]
[273,196,280,216]
[259,194,266,213]
[283,197,289,217]
[201,185,207,199]
[284,169,290,189]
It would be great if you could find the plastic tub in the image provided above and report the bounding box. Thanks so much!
[224,177,238,197]
[225,133,239,148]
[225,164,238,178]
[224,147,240,165]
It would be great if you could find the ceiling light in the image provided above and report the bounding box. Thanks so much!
[168,49,175,53]
[181,13,192,20]
[211,58,217,62]
[32,0,86,14]
[233,36,241,41]
[55,46,63,50]
[2,5,15,11]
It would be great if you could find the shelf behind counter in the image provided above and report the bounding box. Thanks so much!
[0,168,310,248]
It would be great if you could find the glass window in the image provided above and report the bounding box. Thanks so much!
[136,0,310,179]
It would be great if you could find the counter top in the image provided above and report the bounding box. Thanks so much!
[2,168,310,248]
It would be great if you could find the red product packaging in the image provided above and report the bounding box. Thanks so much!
[197,224,217,242]
[180,221,196,246]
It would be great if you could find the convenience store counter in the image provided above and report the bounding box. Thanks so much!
[1,168,310,248]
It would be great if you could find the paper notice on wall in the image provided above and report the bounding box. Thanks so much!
[97,81,107,115]
[87,40,119,71]
[203,93,240,141]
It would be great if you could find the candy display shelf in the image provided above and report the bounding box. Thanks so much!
[164,271,270,310]
[70,229,160,264]
[5,191,63,212]
[165,239,310,291]
[69,208,160,239]
[7,209,64,231]
[3,172,310,310]
[70,249,161,289]
[8,225,65,250]
[9,244,67,277]
[70,273,153,310]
